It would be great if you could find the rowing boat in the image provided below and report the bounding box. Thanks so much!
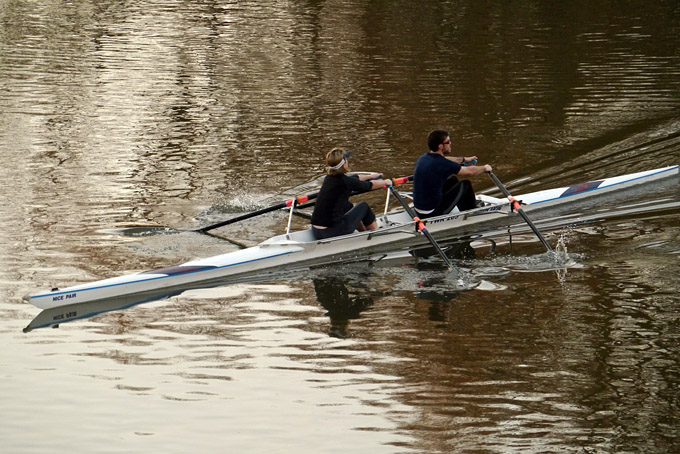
[25,165,678,323]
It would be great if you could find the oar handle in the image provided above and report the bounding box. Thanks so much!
[391,175,413,186]
[488,171,553,252]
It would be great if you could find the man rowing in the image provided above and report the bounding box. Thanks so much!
[413,129,493,218]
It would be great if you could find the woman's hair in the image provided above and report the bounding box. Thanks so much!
[326,147,349,175]
[427,130,449,152]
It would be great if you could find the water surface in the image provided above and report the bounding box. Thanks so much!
[2,1,680,453]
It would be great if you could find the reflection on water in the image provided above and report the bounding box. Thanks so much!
[313,276,374,339]
[2,0,680,452]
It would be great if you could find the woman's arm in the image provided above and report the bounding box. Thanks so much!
[358,172,384,181]
[356,172,392,189]
[370,178,393,189]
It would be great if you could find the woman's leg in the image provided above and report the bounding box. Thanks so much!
[312,225,345,240]
[313,203,379,240]
[343,202,377,233]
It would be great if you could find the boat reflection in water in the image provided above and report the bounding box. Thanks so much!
[23,288,184,333]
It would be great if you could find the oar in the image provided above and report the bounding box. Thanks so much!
[195,192,319,233]
[388,186,454,269]
[115,175,414,238]
[196,175,414,234]
[113,193,322,238]
[487,171,553,252]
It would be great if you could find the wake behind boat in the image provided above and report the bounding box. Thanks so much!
[24,165,678,330]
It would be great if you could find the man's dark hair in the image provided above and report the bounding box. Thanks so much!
[427,130,449,152]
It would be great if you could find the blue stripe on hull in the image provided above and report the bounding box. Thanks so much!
[559,180,603,197]
[532,165,678,206]
[31,250,300,303]
[141,265,217,276]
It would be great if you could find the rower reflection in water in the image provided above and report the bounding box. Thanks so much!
[313,277,374,338]
[311,148,392,240]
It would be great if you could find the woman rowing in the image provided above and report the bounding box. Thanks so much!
[311,148,392,240]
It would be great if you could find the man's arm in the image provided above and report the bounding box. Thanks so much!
[457,163,492,177]
[445,155,478,165]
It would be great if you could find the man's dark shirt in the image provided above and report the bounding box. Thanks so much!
[413,153,461,212]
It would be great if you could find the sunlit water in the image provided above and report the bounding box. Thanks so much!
[2,1,680,453]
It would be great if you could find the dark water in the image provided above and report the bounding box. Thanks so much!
[2,1,680,453]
